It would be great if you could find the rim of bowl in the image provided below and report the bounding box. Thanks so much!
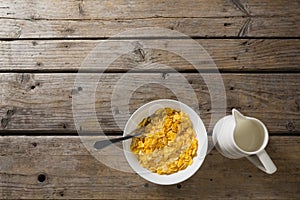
[122,99,208,185]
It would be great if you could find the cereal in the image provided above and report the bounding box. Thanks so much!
[130,108,198,175]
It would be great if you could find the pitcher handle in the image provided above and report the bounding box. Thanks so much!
[246,150,277,174]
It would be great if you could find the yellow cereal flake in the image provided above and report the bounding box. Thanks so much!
[130,108,198,175]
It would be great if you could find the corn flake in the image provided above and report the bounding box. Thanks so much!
[130,108,198,175]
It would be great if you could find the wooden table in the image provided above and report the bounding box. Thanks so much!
[1,0,299,199]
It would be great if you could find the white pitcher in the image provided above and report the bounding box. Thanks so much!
[212,109,277,174]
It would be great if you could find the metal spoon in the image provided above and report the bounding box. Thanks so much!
[94,117,152,150]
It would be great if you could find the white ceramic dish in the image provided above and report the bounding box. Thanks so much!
[123,99,208,185]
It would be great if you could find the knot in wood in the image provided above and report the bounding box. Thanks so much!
[132,42,146,62]
[286,121,295,132]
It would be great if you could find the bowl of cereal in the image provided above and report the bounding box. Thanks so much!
[123,99,208,185]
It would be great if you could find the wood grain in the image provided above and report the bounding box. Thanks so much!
[0,0,242,19]
[0,39,299,72]
[1,17,299,38]
[0,0,299,38]
[3,0,299,19]
[0,73,299,134]
[0,1,299,199]
[0,136,299,199]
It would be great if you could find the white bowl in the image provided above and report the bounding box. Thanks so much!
[123,99,208,185]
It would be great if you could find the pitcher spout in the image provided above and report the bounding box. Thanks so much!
[232,108,246,122]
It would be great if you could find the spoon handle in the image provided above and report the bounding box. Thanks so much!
[93,129,142,150]
[94,116,152,150]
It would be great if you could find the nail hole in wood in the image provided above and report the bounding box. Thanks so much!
[31,85,35,90]
[286,121,295,132]
[77,87,82,91]
[224,22,232,27]
[32,142,37,147]
[7,109,15,117]
[210,178,213,181]
[36,62,43,67]
[144,183,149,188]
[248,175,252,178]
[37,174,47,183]
[162,72,169,79]
[1,118,9,128]
[176,184,182,189]
[230,86,234,90]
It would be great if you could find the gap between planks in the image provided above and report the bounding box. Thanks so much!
[1,132,300,137]
[1,37,300,41]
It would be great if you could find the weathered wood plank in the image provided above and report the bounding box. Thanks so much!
[1,17,299,38]
[0,17,244,38]
[0,39,299,72]
[0,73,299,134]
[0,136,299,199]
[0,0,240,19]
[0,0,299,38]
[2,0,299,19]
